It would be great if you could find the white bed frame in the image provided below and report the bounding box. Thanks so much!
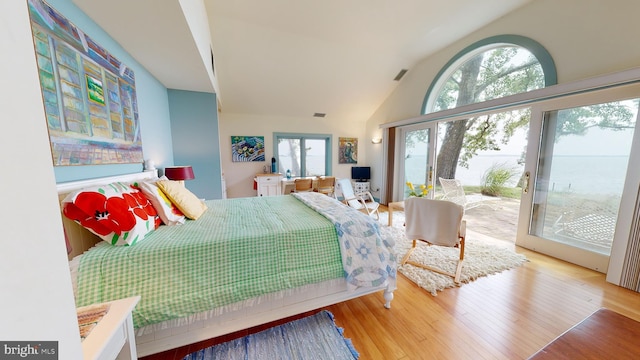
[57,171,394,357]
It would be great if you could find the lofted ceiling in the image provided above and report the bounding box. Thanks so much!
[73,0,532,121]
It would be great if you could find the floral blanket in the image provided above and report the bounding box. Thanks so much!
[292,192,397,291]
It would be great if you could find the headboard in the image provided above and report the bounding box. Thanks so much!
[57,170,158,260]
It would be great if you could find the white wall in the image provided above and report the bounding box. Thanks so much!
[219,113,369,198]
[0,1,82,358]
[365,0,640,197]
[179,0,220,95]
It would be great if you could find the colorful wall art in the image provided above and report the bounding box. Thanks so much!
[338,137,358,164]
[231,136,265,162]
[28,0,143,166]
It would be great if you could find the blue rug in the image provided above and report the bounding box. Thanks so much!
[183,310,359,359]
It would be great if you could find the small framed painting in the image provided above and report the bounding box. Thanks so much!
[339,137,358,164]
[86,75,105,105]
[231,136,265,162]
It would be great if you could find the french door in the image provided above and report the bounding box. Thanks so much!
[395,123,437,200]
[517,85,640,272]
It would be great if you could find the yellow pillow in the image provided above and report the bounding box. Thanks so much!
[156,180,207,220]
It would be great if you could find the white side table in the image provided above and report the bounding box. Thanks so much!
[80,296,140,360]
[353,181,370,196]
[255,173,283,196]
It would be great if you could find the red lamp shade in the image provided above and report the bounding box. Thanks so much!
[164,166,195,181]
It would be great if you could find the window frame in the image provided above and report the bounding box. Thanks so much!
[273,132,332,177]
[422,35,557,115]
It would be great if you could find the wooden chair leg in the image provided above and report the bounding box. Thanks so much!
[453,260,463,284]
[400,240,417,265]
[403,238,465,284]
[454,237,465,283]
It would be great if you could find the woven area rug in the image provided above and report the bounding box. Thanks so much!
[182,310,358,360]
[379,212,528,296]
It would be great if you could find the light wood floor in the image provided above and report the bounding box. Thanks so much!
[326,247,640,359]
[142,208,640,360]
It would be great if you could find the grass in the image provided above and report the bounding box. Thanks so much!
[433,185,522,200]
[461,186,522,199]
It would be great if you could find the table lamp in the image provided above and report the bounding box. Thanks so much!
[164,165,195,186]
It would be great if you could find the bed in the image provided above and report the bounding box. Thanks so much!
[58,171,396,357]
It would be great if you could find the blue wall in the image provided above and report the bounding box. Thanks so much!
[47,0,174,183]
[168,90,222,200]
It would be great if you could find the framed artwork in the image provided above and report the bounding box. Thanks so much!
[28,0,143,166]
[231,136,265,162]
[339,137,358,164]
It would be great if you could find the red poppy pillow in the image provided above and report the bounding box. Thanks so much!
[62,182,160,246]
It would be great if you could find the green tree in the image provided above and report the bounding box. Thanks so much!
[427,46,639,183]
[554,101,637,136]
[410,46,638,185]
[434,46,543,181]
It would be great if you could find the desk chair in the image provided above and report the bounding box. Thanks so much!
[293,178,313,192]
[316,176,336,197]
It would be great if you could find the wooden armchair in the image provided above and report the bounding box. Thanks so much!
[400,197,466,283]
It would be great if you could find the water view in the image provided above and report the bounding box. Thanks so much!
[462,155,628,195]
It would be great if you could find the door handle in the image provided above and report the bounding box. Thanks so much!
[523,171,530,194]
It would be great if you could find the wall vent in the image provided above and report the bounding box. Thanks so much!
[313,113,326,118]
[394,69,408,81]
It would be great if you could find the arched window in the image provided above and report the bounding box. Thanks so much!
[423,35,556,114]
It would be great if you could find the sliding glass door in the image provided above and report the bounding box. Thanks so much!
[518,86,640,272]
[388,79,640,274]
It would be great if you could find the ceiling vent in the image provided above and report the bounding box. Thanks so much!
[313,113,326,118]
[394,69,408,81]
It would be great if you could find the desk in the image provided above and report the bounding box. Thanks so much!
[388,201,404,226]
[80,296,140,360]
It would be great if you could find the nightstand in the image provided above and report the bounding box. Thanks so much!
[79,296,140,360]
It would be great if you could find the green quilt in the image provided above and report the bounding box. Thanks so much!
[75,195,343,328]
